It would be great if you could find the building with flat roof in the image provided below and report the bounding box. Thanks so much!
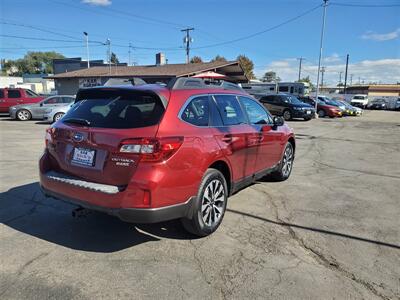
[48,60,248,95]
[345,84,400,97]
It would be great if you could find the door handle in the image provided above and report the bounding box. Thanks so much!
[221,134,233,143]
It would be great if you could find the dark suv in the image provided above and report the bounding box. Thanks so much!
[255,93,315,121]
[39,78,295,236]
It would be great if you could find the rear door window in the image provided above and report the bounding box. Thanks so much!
[213,95,246,126]
[181,96,210,127]
[63,89,165,129]
[26,90,39,97]
[7,90,21,98]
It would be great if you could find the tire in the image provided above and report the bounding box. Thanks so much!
[53,112,65,123]
[304,117,311,121]
[271,143,294,181]
[283,110,292,121]
[181,168,228,237]
[16,109,31,121]
[317,109,325,118]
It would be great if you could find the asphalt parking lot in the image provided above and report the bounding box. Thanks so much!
[0,111,399,300]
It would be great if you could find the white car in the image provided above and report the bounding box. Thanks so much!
[43,103,74,123]
[350,95,369,109]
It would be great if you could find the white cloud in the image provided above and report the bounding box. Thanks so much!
[257,58,400,85]
[323,53,341,63]
[361,29,400,41]
[81,0,112,6]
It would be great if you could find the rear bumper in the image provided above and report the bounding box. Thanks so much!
[40,185,195,223]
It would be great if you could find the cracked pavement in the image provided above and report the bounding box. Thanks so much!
[0,111,399,299]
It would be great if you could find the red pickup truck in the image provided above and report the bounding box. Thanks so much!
[0,88,45,113]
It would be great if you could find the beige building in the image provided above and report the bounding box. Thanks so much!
[346,84,400,97]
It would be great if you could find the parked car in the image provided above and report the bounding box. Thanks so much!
[43,102,75,123]
[317,96,346,114]
[300,97,342,118]
[395,98,400,111]
[0,88,44,113]
[367,99,387,110]
[39,78,296,237]
[337,100,362,116]
[350,94,369,109]
[9,95,75,121]
[254,93,315,121]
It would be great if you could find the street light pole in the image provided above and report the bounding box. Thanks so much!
[314,0,328,117]
[106,38,111,74]
[83,32,90,68]
[297,57,304,81]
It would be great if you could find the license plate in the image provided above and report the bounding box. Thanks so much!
[71,147,96,166]
[306,110,311,114]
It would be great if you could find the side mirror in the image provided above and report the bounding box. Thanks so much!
[273,116,284,127]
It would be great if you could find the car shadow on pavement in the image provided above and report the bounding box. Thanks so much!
[0,182,195,253]
[227,209,400,250]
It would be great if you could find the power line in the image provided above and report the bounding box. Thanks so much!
[192,4,322,49]
[0,20,81,41]
[330,2,400,7]
[0,34,103,44]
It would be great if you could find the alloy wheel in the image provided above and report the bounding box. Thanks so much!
[54,113,64,122]
[282,144,294,177]
[17,110,30,121]
[283,110,291,121]
[201,179,225,227]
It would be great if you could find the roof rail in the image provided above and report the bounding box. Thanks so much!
[167,77,245,91]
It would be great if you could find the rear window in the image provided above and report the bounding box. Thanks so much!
[26,90,39,97]
[63,89,165,129]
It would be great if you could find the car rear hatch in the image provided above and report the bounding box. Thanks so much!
[46,87,166,187]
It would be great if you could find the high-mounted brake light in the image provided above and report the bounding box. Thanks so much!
[119,137,183,162]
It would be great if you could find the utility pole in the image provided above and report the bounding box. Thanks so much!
[297,57,304,81]
[339,71,343,85]
[128,43,132,66]
[83,32,90,68]
[314,0,329,117]
[181,27,194,64]
[343,54,349,95]
[321,66,326,87]
[350,74,353,85]
[105,38,111,74]
[358,76,361,84]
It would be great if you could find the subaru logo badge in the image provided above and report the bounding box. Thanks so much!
[72,132,84,142]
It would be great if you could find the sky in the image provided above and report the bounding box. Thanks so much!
[0,0,399,85]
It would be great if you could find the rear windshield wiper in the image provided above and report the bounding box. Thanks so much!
[63,118,91,126]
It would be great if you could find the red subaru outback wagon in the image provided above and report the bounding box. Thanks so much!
[39,78,295,236]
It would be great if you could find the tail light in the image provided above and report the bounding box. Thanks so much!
[45,127,54,148]
[119,137,183,162]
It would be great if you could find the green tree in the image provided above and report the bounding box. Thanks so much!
[262,71,281,82]
[211,55,227,62]
[110,52,119,64]
[237,54,255,80]
[190,56,203,63]
[2,51,65,76]
[297,76,314,89]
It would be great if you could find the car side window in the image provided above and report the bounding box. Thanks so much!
[213,95,246,126]
[63,97,75,103]
[0,89,4,98]
[181,96,210,127]
[7,90,21,98]
[260,96,274,103]
[43,97,58,104]
[26,90,38,97]
[239,97,273,125]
